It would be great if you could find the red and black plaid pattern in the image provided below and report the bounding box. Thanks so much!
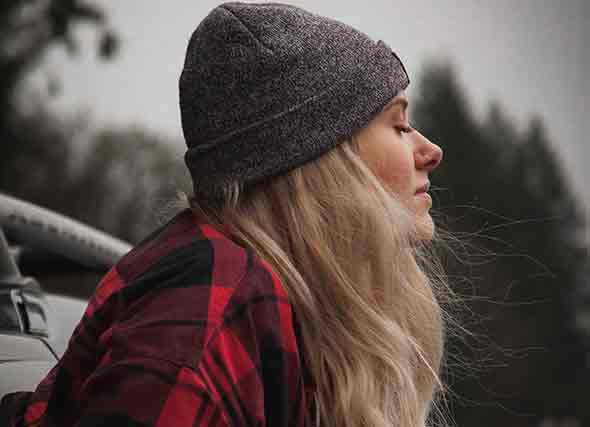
[2,210,315,426]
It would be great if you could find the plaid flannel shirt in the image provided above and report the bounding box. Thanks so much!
[2,209,315,426]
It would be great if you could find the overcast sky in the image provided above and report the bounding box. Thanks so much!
[39,0,588,233]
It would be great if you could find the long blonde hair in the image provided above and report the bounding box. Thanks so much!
[188,138,449,427]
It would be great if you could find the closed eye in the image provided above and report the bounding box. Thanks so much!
[395,124,414,134]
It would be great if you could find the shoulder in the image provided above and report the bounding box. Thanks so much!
[89,209,252,318]
[83,209,295,364]
[118,209,250,292]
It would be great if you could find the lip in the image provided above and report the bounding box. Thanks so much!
[415,181,430,194]
[415,192,432,204]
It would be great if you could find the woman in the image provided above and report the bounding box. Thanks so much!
[2,2,447,427]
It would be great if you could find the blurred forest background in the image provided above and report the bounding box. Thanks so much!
[1,1,588,426]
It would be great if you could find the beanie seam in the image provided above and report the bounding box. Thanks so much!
[219,5,275,54]
[185,85,332,155]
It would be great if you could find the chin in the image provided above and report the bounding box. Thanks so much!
[415,214,435,241]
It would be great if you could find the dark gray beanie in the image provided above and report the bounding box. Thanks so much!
[180,1,409,203]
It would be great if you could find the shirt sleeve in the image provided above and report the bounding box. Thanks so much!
[73,357,231,427]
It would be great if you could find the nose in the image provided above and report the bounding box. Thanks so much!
[414,131,443,172]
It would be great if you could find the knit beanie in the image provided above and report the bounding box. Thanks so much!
[180,1,410,203]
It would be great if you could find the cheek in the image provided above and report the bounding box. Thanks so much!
[356,130,415,198]
[373,152,414,198]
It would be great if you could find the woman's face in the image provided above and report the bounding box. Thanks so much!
[354,91,443,240]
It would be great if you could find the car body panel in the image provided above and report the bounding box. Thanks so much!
[0,334,56,398]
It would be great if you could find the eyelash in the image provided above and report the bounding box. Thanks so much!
[396,124,414,134]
